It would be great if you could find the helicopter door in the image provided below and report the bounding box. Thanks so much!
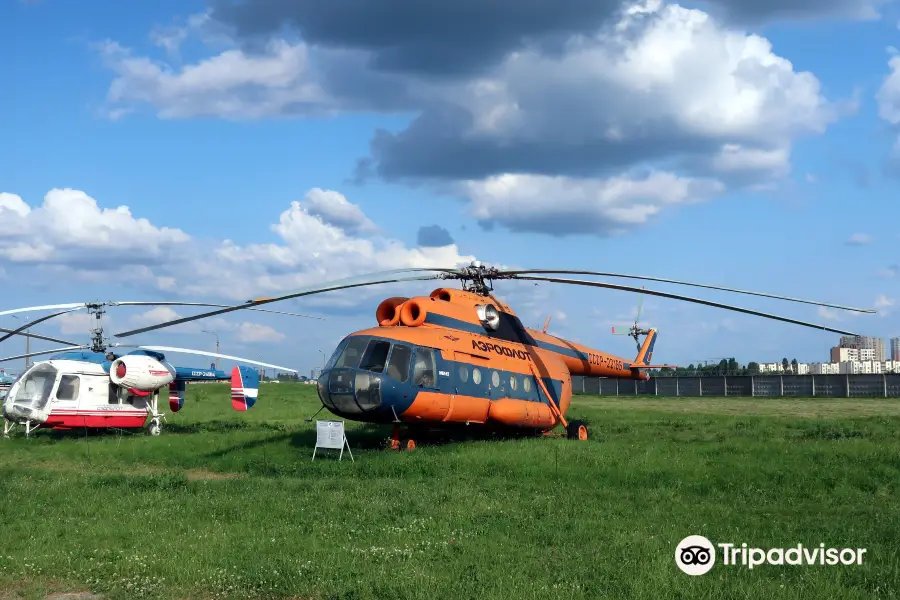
[53,374,81,413]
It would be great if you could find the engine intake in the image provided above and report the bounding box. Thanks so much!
[109,355,175,391]
[376,297,408,327]
[476,304,501,331]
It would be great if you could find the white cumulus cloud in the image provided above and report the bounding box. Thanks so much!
[94,1,845,238]
[460,171,724,235]
[1,187,475,314]
[0,189,189,265]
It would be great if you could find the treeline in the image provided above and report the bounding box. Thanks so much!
[650,357,800,377]
[274,373,302,381]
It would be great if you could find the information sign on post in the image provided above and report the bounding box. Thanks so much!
[312,420,353,461]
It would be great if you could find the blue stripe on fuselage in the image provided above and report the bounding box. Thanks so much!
[423,312,486,334]
[423,312,633,374]
[534,339,633,371]
[421,312,601,365]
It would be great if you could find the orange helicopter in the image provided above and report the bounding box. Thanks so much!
[114,262,872,450]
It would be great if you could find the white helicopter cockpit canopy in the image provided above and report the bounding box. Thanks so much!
[2,362,58,424]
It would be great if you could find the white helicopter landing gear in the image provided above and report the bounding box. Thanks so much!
[3,418,15,438]
[145,390,166,436]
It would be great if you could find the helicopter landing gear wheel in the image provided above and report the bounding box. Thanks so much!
[148,420,162,436]
[388,425,417,451]
[566,419,588,441]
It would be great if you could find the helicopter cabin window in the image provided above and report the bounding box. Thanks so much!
[523,377,532,393]
[509,375,517,391]
[56,375,80,401]
[335,337,369,368]
[472,367,482,385]
[360,340,391,374]
[386,344,412,382]
[458,365,469,383]
[491,370,500,388]
[412,347,437,387]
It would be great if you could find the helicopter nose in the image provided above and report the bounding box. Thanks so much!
[317,368,384,415]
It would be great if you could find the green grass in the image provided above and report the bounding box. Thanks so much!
[1,385,899,599]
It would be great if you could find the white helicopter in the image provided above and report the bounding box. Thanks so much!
[0,300,316,437]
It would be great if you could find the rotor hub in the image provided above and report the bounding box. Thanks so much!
[87,302,109,353]
[441,261,511,296]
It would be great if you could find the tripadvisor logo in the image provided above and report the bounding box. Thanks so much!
[675,536,867,575]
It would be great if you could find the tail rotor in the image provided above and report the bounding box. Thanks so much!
[612,285,650,351]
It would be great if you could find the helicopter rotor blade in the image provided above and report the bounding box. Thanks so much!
[0,309,84,344]
[634,285,644,326]
[514,275,862,336]
[500,269,875,314]
[114,345,298,372]
[109,301,326,320]
[0,345,90,364]
[114,271,449,338]
[0,303,87,317]
[0,328,81,346]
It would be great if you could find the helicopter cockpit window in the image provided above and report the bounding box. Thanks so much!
[386,345,412,382]
[325,339,350,370]
[56,375,80,401]
[360,340,391,374]
[413,347,437,387]
[8,364,57,413]
[335,337,369,368]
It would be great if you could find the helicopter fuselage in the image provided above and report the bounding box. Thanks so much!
[2,358,150,429]
[1,351,256,434]
[315,287,649,430]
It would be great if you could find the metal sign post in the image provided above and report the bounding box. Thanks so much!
[312,419,353,461]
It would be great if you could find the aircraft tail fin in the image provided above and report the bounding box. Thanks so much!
[169,380,186,412]
[631,329,677,371]
[231,366,260,411]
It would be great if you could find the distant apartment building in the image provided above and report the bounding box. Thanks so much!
[831,347,858,362]
[809,362,840,375]
[839,335,886,362]
[892,337,900,361]
[883,360,900,373]
[747,359,897,376]
[841,361,880,374]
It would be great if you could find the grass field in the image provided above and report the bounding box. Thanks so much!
[1,384,899,599]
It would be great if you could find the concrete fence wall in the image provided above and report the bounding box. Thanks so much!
[571,374,900,398]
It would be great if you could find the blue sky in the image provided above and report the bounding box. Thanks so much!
[2,0,899,375]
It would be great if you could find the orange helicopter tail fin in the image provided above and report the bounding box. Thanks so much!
[631,329,677,371]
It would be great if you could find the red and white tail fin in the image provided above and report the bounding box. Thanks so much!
[230,366,259,411]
